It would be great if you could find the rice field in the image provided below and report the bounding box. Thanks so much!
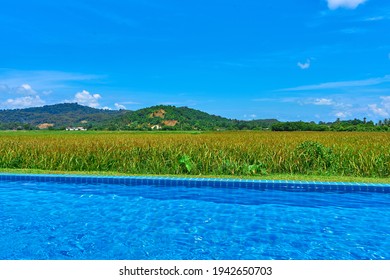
[0,131,389,178]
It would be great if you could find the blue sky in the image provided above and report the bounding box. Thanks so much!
[0,0,389,121]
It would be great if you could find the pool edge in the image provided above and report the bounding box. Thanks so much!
[1,173,389,193]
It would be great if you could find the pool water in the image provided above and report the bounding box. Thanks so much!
[0,180,389,260]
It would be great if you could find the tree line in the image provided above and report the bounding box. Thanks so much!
[271,118,390,132]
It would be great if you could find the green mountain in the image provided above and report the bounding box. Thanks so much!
[0,103,125,130]
[108,105,278,131]
[0,103,279,130]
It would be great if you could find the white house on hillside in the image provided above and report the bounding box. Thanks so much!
[66,127,87,131]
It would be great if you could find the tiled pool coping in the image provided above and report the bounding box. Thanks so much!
[0,173,389,193]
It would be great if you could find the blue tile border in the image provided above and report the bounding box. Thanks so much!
[0,173,389,193]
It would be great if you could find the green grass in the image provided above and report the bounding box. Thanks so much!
[0,131,389,181]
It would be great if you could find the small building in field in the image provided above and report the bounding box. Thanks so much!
[151,124,162,130]
[66,127,87,131]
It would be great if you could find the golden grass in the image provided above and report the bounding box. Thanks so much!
[0,131,388,179]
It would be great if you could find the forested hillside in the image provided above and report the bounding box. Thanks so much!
[108,105,278,130]
[0,103,388,131]
[0,103,125,130]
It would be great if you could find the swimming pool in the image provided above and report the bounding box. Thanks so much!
[0,174,389,260]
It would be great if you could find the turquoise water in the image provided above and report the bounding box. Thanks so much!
[0,180,389,260]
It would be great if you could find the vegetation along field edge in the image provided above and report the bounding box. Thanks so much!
[0,168,389,184]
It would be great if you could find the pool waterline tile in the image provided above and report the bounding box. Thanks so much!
[0,173,389,193]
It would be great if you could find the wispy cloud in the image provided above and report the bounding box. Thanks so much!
[368,96,390,118]
[297,59,311,70]
[0,83,47,109]
[365,16,385,21]
[327,96,390,120]
[280,75,390,91]
[243,114,257,120]
[339,28,366,34]
[313,98,334,105]
[16,84,37,95]
[0,70,106,109]
[334,111,352,118]
[120,101,141,105]
[327,0,367,10]
[252,94,389,121]
[3,95,45,109]
[0,69,104,89]
[282,97,350,108]
[0,83,37,95]
[368,104,388,117]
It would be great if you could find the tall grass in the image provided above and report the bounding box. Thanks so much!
[0,131,388,178]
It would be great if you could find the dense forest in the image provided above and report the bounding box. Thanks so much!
[0,103,389,131]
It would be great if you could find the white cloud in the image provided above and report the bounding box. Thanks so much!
[313,98,334,105]
[15,84,37,95]
[243,114,257,119]
[0,84,9,93]
[21,84,32,91]
[42,90,53,95]
[281,75,390,91]
[74,90,101,108]
[334,111,351,118]
[0,69,103,89]
[382,95,390,106]
[114,103,126,110]
[283,97,343,107]
[3,95,45,109]
[297,59,310,70]
[0,83,37,95]
[335,112,346,118]
[365,16,385,21]
[327,0,367,10]
[0,83,46,109]
[368,96,390,118]
[368,104,389,118]
[254,94,389,121]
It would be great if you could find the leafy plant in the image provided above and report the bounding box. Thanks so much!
[244,163,268,175]
[178,154,193,173]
